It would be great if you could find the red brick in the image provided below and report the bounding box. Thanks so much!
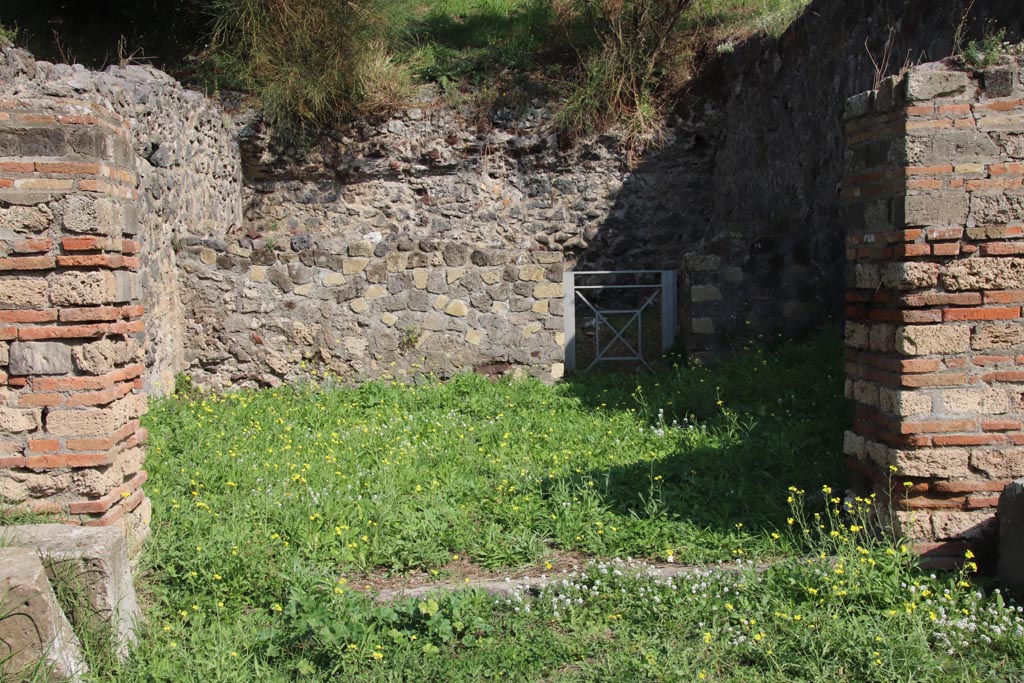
[0,161,34,173]
[0,179,13,188]
[12,238,52,254]
[109,320,144,334]
[76,179,107,193]
[61,236,117,251]
[33,374,116,392]
[6,376,27,387]
[57,114,98,125]
[906,105,935,115]
[18,324,108,340]
[982,371,1024,383]
[991,162,1024,175]
[907,179,943,191]
[983,420,1022,432]
[897,496,966,510]
[24,451,116,469]
[972,355,1014,366]
[68,471,147,515]
[932,243,961,256]
[974,100,1024,112]
[900,373,967,388]
[900,419,977,434]
[84,500,127,527]
[0,256,56,270]
[924,226,964,241]
[1010,433,1024,444]
[0,309,57,323]
[15,113,56,124]
[65,436,115,451]
[121,240,140,254]
[58,306,121,323]
[981,242,1024,256]
[18,393,63,407]
[945,358,968,369]
[942,306,1019,321]
[933,436,1003,446]
[55,254,126,269]
[124,256,140,270]
[35,161,101,175]
[984,290,1024,304]
[965,496,1001,510]
[900,292,981,307]
[27,439,59,453]
[0,456,26,468]
[121,487,146,513]
[0,326,17,340]
[871,358,941,373]
[967,178,1023,191]
[63,381,134,408]
[894,243,932,257]
[931,480,1010,494]
[112,364,144,382]
[902,310,943,323]
[120,304,144,319]
[937,104,972,115]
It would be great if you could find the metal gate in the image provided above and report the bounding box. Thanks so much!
[562,270,677,372]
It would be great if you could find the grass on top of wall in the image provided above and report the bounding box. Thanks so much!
[13,329,1024,682]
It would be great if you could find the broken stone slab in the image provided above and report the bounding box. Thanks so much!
[0,547,87,682]
[998,478,1024,593]
[1,524,141,658]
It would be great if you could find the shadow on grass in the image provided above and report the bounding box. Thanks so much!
[554,330,851,537]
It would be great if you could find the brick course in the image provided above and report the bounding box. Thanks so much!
[0,98,149,547]
[843,59,1024,567]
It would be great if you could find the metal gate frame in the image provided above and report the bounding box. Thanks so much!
[562,270,677,372]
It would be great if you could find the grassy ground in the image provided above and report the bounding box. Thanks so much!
[10,330,1020,681]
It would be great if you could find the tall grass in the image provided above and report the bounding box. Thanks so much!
[205,0,417,129]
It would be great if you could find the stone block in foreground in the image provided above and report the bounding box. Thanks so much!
[0,547,87,682]
[2,524,140,656]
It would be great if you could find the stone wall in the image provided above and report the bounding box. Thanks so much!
[842,59,1024,566]
[0,47,243,396]
[0,90,149,544]
[178,234,564,388]
[683,0,1024,358]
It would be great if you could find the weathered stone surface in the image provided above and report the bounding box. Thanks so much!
[9,341,72,376]
[998,479,1024,592]
[48,271,116,306]
[901,193,969,228]
[879,388,932,417]
[45,408,119,437]
[895,324,970,356]
[0,277,49,309]
[0,406,42,433]
[970,448,1024,480]
[904,67,972,101]
[941,258,1024,291]
[0,547,87,682]
[890,448,970,478]
[938,388,1008,415]
[60,195,123,236]
[72,338,139,375]
[2,525,141,657]
[881,262,939,290]
[972,323,1024,350]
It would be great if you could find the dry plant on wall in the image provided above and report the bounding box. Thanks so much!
[554,0,693,155]
[866,25,912,91]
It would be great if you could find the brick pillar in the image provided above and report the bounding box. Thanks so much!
[0,98,149,548]
[842,59,1024,568]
